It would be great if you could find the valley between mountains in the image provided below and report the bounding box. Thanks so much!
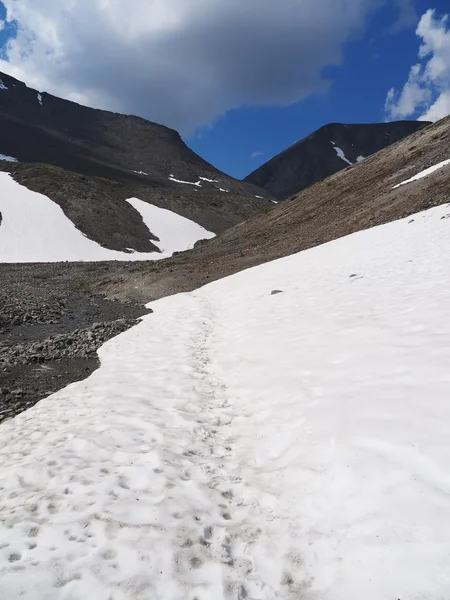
[0,72,450,600]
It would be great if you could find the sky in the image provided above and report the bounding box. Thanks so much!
[0,0,449,179]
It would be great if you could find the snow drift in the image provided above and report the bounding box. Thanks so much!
[0,201,450,599]
[0,173,214,262]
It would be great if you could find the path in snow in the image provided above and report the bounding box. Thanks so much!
[1,203,450,598]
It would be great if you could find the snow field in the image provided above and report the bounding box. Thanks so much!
[0,201,450,598]
[0,173,214,262]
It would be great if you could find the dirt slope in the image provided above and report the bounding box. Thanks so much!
[90,116,449,302]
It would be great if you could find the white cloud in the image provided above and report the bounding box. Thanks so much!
[250,151,263,159]
[0,0,415,133]
[385,9,450,122]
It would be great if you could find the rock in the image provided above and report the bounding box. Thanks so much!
[271,290,283,295]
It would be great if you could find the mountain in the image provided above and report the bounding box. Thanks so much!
[92,114,450,303]
[244,121,430,199]
[0,71,271,256]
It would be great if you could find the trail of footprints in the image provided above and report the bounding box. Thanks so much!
[0,297,300,598]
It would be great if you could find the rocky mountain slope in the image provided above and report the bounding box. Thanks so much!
[0,71,271,254]
[92,115,449,303]
[244,120,430,199]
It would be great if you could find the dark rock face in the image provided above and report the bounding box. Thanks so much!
[0,71,216,184]
[0,71,271,252]
[0,70,269,198]
[244,121,430,199]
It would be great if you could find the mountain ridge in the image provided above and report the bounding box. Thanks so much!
[0,71,271,253]
[244,120,430,198]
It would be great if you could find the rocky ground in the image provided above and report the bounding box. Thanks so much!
[0,263,150,423]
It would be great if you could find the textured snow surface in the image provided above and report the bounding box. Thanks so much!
[393,159,450,188]
[1,202,450,599]
[0,174,214,262]
[331,141,353,166]
[0,154,18,162]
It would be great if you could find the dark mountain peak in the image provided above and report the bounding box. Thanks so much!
[0,71,270,255]
[244,120,430,198]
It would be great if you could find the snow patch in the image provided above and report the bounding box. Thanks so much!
[393,159,450,189]
[169,175,202,187]
[199,176,219,183]
[133,170,148,176]
[125,198,215,255]
[0,173,214,262]
[270,200,278,204]
[0,201,450,598]
[0,79,8,90]
[218,187,229,193]
[356,155,365,162]
[331,141,353,166]
[37,92,43,106]
[0,154,18,162]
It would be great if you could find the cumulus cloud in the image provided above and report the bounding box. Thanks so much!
[385,9,450,122]
[0,0,415,133]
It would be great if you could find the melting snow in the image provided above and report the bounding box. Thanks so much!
[331,141,353,166]
[126,198,214,255]
[0,154,18,162]
[0,202,450,598]
[393,159,450,189]
[37,93,43,106]
[0,79,8,90]
[0,173,214,262]
[199,176,219,183]
[169,175,202,187]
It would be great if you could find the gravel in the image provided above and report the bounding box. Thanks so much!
[0,262,150,423]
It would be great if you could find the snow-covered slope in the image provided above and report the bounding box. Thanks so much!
[0,173,214,262]
[1,202,450,599]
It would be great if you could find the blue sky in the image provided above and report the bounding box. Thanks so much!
[0,1,449,179]
[188,0,450,178]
